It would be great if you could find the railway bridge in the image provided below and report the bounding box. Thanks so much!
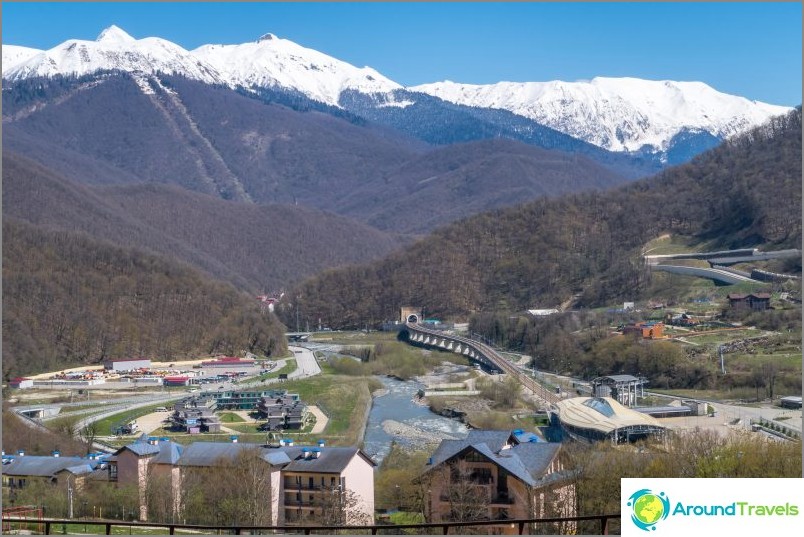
[403,322,559,407]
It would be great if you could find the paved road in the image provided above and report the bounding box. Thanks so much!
[646,392,802,434]
[12,349,324,452]
[287,346,321,378]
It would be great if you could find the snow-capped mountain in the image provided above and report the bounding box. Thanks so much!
[192,33,401,107]
[1,25,793,158]
[1,45,44,74]
[410,78,793,153]
[2,25,224,84]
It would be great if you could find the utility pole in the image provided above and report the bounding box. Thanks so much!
[67,478,74,519]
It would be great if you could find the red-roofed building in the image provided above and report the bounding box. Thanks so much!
[9,378,33,389]
[163,376,190,387]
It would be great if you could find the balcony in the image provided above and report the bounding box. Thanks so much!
[490,494,515,505]
[285,499,319,509]
[438,489,515,505]
[283,482,324,491]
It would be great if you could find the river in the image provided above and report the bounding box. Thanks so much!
[362,375,469,466]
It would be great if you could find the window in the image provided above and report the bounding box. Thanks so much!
[470,468,493,484]
[464,451,487,462]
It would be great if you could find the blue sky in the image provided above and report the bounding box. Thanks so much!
[2,2,801,106]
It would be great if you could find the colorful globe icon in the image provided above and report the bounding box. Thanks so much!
[628,489,670,531]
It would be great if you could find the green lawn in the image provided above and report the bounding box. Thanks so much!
[241,359,297,383]
[279,374,373,445]
[217,412,246,423]
[93,403,173,436]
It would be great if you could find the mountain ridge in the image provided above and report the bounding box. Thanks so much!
[276,108,802,328]
[3,72,643,234]
[2,150,408,292]
[2,26,792,161]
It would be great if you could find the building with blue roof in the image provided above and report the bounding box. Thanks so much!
[419,430,575,534]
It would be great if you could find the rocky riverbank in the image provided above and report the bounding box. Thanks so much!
[415,362,474,386]
[381,419,461,447]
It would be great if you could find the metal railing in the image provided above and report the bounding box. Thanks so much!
[1,513,620,535]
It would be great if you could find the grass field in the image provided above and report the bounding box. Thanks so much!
[217,412,246,423]
[280,374,374,443]
[93,403,172,436]
[243,359,297,383]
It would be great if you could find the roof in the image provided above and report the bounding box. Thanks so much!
[527,309,560,316]
[429,432,524,466]
[117,442,161,457]
[633,405,692,417]
[176,442,282,467]
[513,431,542,443]
[280,446,375,474]
[2,456,99,477]
[727,293,771,299]
[152,442,184,465]
[424,430,561,488]
[593,374,640,384]
[104,358,151,363]
[553,397,666,435]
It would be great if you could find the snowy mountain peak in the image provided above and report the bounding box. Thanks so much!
[3,27,225,85]
[412,77,793,153]
[1,45,44,76]
[192,33,401,106]
[2,27,792,157]
[96,25,135,44]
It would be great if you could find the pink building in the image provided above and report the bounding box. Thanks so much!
[109,437,375,525]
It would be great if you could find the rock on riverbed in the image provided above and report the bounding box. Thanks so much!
[381,419,460,447]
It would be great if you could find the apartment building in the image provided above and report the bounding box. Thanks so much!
[420,430,575,535]
[108,436,374,525]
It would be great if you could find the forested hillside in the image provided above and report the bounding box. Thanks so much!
[2,151,406,291]
[279,109,801,328]
[2,220,288,379]
[3,73,650,234]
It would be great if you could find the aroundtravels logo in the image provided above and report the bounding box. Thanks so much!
[627,489,670,531]
[622,479,802,536]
